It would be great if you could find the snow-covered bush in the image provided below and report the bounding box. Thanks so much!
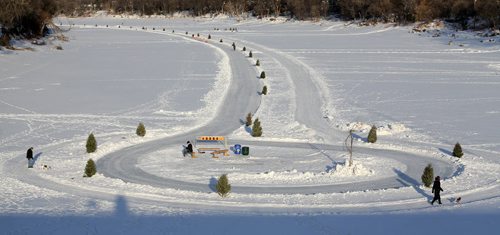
[136,122,146,137]
[84,159,96,177]
[421,164,434,187]
[86,133,97,153]
[367,125,377,143]
[216,174,231,197]
[453,142,463,158]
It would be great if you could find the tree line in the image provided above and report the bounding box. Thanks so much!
[1,0,498,41]
[0,0,57,41]
[56,0,499,29]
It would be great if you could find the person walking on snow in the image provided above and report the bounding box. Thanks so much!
[26,147,34,168]
[431,176,443,205]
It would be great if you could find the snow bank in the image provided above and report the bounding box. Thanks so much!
[329,160,374,177]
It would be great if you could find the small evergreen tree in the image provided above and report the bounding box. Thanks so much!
[367,125,377,143]
[421,164,434,187]
[245,112,253,127]
[260,71,266,79]
[216,174,231,197]
[208,34,211,39]
[242,46,246,51]
[136,122,146,137]
[86,133,97,153]
[256,59,260,66]
[261,86,267,95]
[252,118,263,137]
[185,31,188,35]
[84,159,97,177]
[220,39,223,43]
[249,50,253,57]
[453,142,464,158]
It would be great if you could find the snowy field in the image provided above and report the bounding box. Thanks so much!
[1,15,499,234]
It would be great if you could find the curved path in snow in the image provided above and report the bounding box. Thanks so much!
[3,25,473,213]
[97,29,457,194]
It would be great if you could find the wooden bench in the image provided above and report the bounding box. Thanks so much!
[197,147,221,153]
[196,148,229,158]
[210,149,229,158]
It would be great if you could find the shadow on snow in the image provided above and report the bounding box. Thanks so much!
[0,194,498,235]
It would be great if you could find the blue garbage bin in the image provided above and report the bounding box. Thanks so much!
[234,144,242,154]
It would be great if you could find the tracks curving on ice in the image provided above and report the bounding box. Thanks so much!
[3,24,481,213]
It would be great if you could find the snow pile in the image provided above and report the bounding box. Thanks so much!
[340,122,407,136]
[328,160,374,177]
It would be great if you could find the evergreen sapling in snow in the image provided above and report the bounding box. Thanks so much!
[86,133,97,153]
[252,118,263,137]
[245,113,253,127]
[260,71,266,79]
[136,122,146,137]
[216,174,231,197]
[262,85,268,95]
[242,46,246,51]
[453,142,463,158]
[84,159,96,177]
[249,50,253,57]
[421,164,434,187]
[256,59,260,66]
[367,125,377,143]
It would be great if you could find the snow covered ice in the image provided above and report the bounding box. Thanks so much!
[0,16,499,234]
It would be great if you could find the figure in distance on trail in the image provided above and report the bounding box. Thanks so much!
[26,147,34,168]
[183,141,193,157]
[431,176,444,205]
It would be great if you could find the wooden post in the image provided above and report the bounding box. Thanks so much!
[345,129,353,167]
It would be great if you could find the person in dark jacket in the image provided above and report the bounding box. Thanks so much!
[186,141,193,157]
[431,176,443,205]
[26,147,34,168]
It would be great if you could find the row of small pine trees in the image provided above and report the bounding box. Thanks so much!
[83,122,147,177]
[231,42,266,95]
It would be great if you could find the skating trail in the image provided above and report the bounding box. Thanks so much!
[97,30,456,195]
[4,23,482,214]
